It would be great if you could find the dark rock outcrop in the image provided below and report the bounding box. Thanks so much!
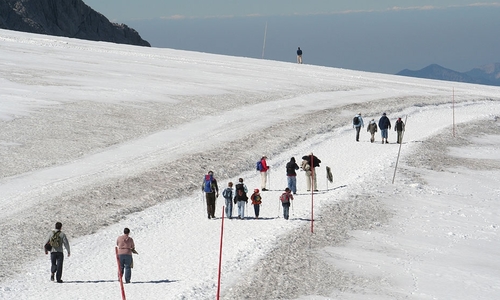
[0,0,150,47]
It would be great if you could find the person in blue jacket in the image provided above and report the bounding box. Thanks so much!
[378,112,392,144]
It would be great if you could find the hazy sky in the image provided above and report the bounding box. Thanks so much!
[83,0,499,21]
[81,1,500,74]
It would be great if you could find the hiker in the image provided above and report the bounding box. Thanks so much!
[378,112,392,144]
[251,189,262,219]
[222,182,234,219]
[353,112,364,142]
[44,222,70,283]
[395,117,406,143]
[116,228,138,284]
[286,157,300,194]
[259,155,270,191]
[235,177,248,195]
[296,47,303,64]
[367,118,378,143]
[301,153,321,191]
[280,188,294,220]
[202,170,219,219]
[234,188,249,219]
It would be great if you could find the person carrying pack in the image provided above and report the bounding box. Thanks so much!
[258,155,270,191]
[353,113,364,142]
[279,188,294,220]
[222,182,234,219]
[202,171,219,219]
[44,222,70,283]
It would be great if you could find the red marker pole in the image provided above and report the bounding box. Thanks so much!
[115,247,127,300]
[216,206,225,299]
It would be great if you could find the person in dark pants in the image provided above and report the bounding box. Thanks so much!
[280,188,294,220]
[202,170,219,219]
[353,112,364,142]
[116,227,137,284]
[44,222,70,283]
[395,117,406,143]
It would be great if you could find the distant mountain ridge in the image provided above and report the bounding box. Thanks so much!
[0,0,150,47]
[396,63,500,86]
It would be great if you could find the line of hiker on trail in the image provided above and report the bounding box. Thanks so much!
[202,153,326,220]
[353,112,405,144]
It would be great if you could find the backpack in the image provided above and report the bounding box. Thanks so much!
[280,193,290,203]
[353,116,360,126]
[203,174,214,193]
[49,231,62,248]
[222,187,232,199]
[256,161,263,171]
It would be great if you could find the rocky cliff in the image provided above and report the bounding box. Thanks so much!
[0,0,150,47]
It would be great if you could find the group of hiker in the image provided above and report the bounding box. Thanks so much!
[353,112,405,144]
[44,223,138,284]
[202,153,322,220]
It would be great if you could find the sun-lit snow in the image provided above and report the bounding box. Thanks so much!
[0,29,499,299]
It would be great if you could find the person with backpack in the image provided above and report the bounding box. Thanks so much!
[378,112,392,144]
[367,118,378,143]
[395,117,406,144]
[352,112,364,142]
[280,188,294,220]
[296,47,303,64]
[301,153,321,191]
[250,188,262,219]
[286,157,300,194]
[116,227,137,284]
[259,155,270,191]
[222,182,234,219]
[44,222,70,283]
[202,171,219,219]
[234,188,249,219]
[235,177,248,195]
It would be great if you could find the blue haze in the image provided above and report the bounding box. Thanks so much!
[127,6,500,74]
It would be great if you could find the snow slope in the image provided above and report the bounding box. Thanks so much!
[0,29,499,299]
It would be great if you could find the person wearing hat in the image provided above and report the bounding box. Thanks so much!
[395,117,405,143]
[367,118,378,143]
[259,155,270,191]
[301,153,321,191]
[353,112,364,142]
[250,188,262,219]
[378,112,392,144]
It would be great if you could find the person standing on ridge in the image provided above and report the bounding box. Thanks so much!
[286,157,300,194]
[395,117,406,144]
[202,170,219,219]
[353,112,364,142]
[296,47,303,64]
[378,112,392,144]
[44,222,70,283]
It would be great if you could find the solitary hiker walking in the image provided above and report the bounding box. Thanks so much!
[44,222,70,283]
[116,227,138,284]
[296,47,303,64]
[202,171,219,219]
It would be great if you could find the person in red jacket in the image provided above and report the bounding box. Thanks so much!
[259,155,270,191]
